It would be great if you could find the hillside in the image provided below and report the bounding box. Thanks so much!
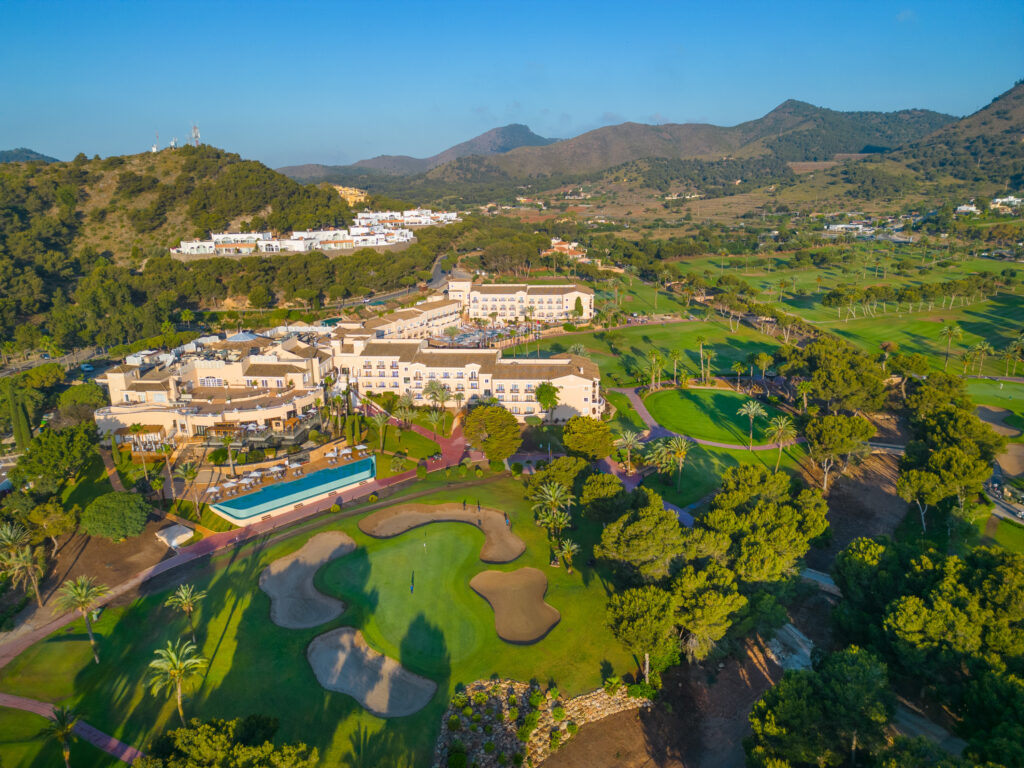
[0,147,59,164]
[894,80,1024,187]
[282,124,557,180]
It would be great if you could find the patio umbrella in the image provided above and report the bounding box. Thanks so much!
[222,480,239,488]
[205,486,220,494]
[355,444,368,450]
[325,449,338,457]
[339,448,352,454]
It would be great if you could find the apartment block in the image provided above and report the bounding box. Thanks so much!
[446,280,594,324]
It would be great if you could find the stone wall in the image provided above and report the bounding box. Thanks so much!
[433,678,649,768]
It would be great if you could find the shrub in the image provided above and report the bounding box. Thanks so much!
[462,706,473,718]
[562,323,577,332]
[475,466,484,477]
[551,706,566,722]
[81,492,150,541]
[445,467,452,481]
[627,682,656,699]
[451,692,469,709]
[510,461,523,476]
[447,714,461,731]
[548,686,559,700]
[511,754,523,767]
[458,463,468,478]
[515,724,533,743]
[550,730,562,750]
[566,722,578,736]
[472,713,481,723]
[448,751,467,768]
[488,459,504,472]
[472,690,488,706]
[367,493,378,503]
[484,742,495,754]
[329,503,341,514]
[603,676,622,695]
[208,447,228,464]
[506,706,519,722]
[416,464,428,479]
[484,723,493,734]
[497,753,507,766]
[528,690,544,709]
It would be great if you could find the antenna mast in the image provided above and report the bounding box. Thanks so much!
[191,124,201,147]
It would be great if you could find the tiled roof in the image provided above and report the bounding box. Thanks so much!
[243,363,305,377]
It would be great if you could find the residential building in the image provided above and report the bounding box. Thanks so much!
[332,185,369,205]
[446,280,594,324]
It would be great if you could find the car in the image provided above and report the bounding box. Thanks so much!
[81,363,94,372]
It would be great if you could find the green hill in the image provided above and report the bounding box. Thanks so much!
[0,148,59,164]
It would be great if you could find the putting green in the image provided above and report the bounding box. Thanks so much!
[644,388,785,445]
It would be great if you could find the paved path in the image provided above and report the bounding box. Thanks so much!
[0,692,144,763]
[610,387,805,452]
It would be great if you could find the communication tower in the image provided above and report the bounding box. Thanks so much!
[151,130,159,153]
[191,124,201,147]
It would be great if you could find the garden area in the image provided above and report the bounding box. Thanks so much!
[0,476,633,768]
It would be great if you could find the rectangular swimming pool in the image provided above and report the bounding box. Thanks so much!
[211,456,376,522]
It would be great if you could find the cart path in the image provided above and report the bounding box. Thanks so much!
[0,692,144,763]
[609,387,805,452]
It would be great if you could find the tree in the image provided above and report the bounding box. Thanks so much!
[11,422,98,492]
[248,285,273,313]
[562,415,614,460]
[133,716,319,768]
[219,435,236,477]
[534,381,560,414]
[27,501,77,552]
[555,538,580,573]
[804,415,876,492]
[425,409,446,439]
[669,349,683,386]
[56,576,110,664]
[737,400,767,450]
[130,423,151,483]
[369,411,390,450]
[452,392,465,412]
[927,445,991,521]
[672,563,747,662]
[580,473,629,521]
[617,430,642,474]
[606,585,676,685]
[646,436,690,490]
[423,379,448,411]
[595,488,686,583]
[166,584,207,644]
[568,343,589,358]
[44,706,79,768]
[81,492,150,541]
[795,381,813,413]
[896,469,943,532]
[695,335,707,383]
[754,352,773,384]
[464,405,522,463]
[939,323,963,371]
[0,521,31,555]
[766,415,797,472]
[0,545,43,607]
[174,462,201,513]
[530,481,572,527]
[148,639,209,725]
[731,361,746,392]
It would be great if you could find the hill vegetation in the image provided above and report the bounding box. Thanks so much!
[0,148,59,164]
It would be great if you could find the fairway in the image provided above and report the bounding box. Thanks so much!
[644,388,786,445]
[0,479,632,768]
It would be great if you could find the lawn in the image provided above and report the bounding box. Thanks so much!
[511,320,779,387]
[967,379,1024,441]
[170,499,237,533]
[0,477,631,767]
[604,390,646,434]
[644,388,786,446]
[60,453,114,511]
[639,441,809,509]
[972,514,1024,554]
[366,423,440,459]
[0,708,118,768]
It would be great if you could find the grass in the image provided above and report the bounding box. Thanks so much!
[972,514,1024,554]
[644,388,786,446]
[170,499,237,533]
[966,379,1024,442]
[366,423,440,459]
[0,708,118,768]
[510,319,779,388]
[604,390,646,434]
[60,454,114,510]
[0,477,631,768]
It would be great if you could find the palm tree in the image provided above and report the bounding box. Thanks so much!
[369,411,390,451]
[974,341,994,375]
[180,308,195,330]
[645,352,663,391]
[128,423,149,482]
[669,349,683,386]
[165,584,207,644]
[425,409,446,439]
[618,430,642,474]
[649,436,690,490]
[390,452,407,474]
[555,539,580,574]
[530,481,572,526]
[56,576,110,664]
[423,379,447,411]
[173,462,201,515]
[546,509,571,541]
[703,349,716,385]
[44,706,79,768]
[695,336,707,382]
[220,434,236,477]
[568,343,589,358]
[452,392,465,413]
[151,474,166,504]
[147,639,208,725]
[939,324,963,371]
[731,361,746,393]
[0,545,43,607]
[737,401,767,450]
[795,381,813,413]
[0,521,30,555]
[767,415,797,472]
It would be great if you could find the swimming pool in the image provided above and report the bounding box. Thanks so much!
[211,456,376,523]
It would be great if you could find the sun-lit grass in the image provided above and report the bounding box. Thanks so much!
[644,388,786,446]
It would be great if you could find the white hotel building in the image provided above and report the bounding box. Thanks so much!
[446,280,595,324]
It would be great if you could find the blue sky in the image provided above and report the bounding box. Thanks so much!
[2,0,1022,167]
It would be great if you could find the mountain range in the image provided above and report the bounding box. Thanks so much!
[280,100,956,185]
[0,147,59,164]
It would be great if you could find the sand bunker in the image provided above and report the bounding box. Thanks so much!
[997,444,1024,478]
[307,627,437,717]
[358,502,525,563]
[976,405,1023,437]
[259,531,356,629]
[470,567,560,644]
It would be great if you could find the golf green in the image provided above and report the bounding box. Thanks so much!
[644,388,785,446]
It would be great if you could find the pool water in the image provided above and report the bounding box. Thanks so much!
[211,456,376,521]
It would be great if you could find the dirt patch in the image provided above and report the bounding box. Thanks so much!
[976,405,1022,437]
[805,454,906,571]
[306,627,436,717]
[469,568,560,644]
[359,502,525,563]
[258,531,355,629]
[996,444,1024,477]
[543,638,782,768]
